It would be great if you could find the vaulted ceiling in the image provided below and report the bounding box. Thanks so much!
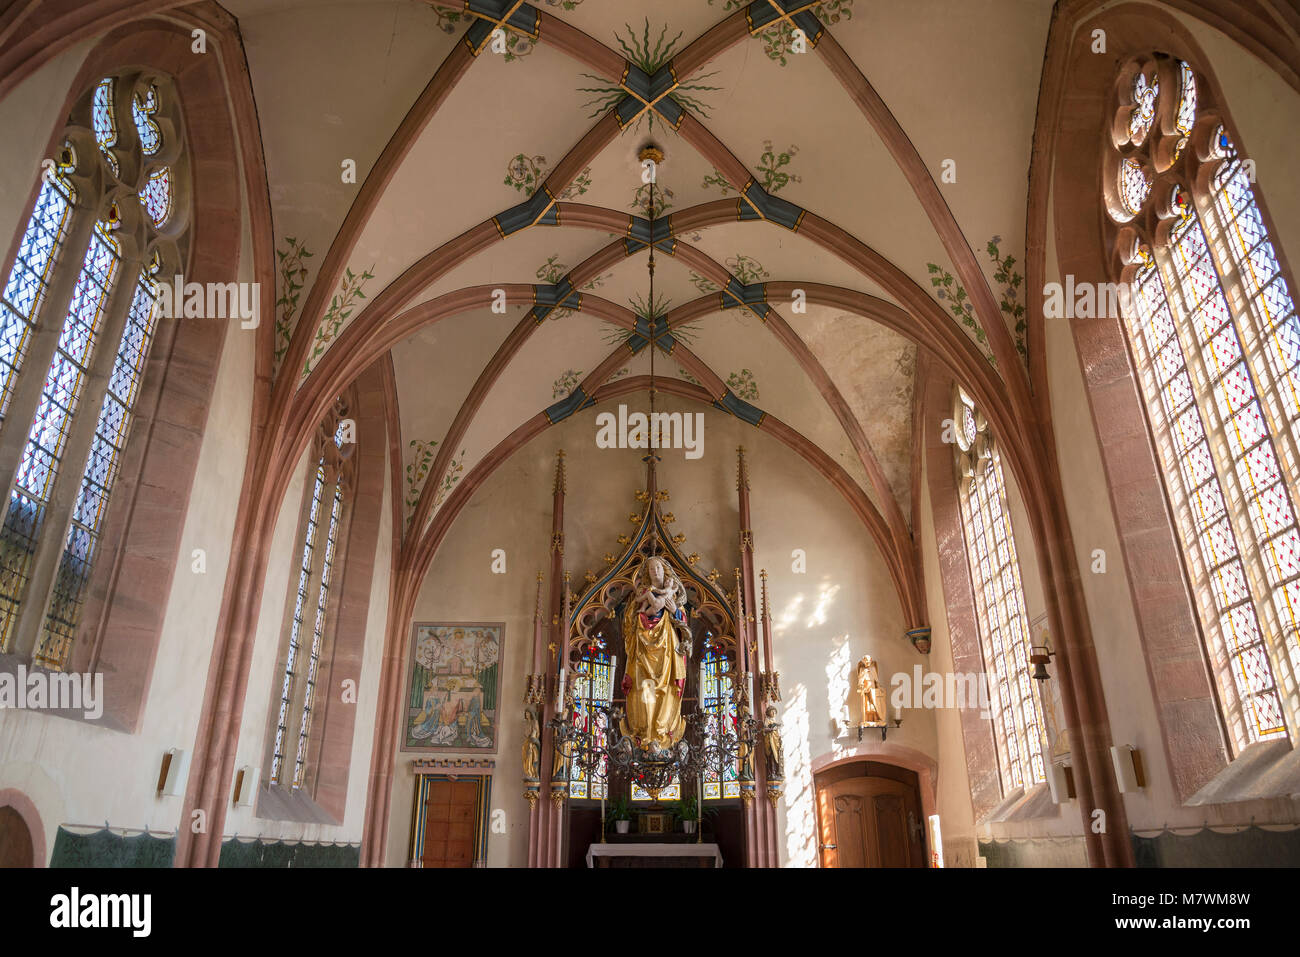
[227,0,1052,550]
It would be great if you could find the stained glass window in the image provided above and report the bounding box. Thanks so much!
[1124,252,1285,739]
[0,71,187,666]
[36,259,162,669]
[293,480,344,788]
[1119,159,1151,217]
[140,168,172,228]
[1107,58,1299,746]
[132,85,161,155]
[700,643,740,800]
[632,776,681,802]
[1175,61,1197,138]
[567,645,616,800]
[271,461,326,785]
[955,392,1047,793]
[271,402,353,791]
[0,160,75,426]
[1129,71,1158,145]
[0,220,120,655]
[92,78,119,176]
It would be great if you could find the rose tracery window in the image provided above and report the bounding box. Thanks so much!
[954,388,1047,793]
[0,72,188,669]
[1105,55,1300,748]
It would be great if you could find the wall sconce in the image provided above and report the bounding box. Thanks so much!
[232,766,260,807]
[156,748,190,797]
[1030,644,1056,681]
[1110,745,1146,792]
[858,713,903,742]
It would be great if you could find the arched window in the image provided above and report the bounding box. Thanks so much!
[0,72,187,669]
[954,388,1047,792]
[270,402,356,790]
[700,637,740,800]
[566,637,616,800]
[1105,55,1300,748]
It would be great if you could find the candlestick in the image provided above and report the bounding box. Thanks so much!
[697,772,704,844]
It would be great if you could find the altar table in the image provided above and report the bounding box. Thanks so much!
[586,842,723,868]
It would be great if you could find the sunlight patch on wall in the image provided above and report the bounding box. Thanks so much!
[782,683,816,868]
[776,592,804,638]
[826,635,852,746]
[805,581,840,628]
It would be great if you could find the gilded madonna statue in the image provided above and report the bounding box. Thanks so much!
[618,556,692,752]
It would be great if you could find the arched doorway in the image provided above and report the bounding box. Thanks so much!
[0,806,34,868]
[814,761,925,868]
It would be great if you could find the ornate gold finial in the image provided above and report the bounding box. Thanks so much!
[629,513,642,525]
[553,449,567,494]
[603,553,616,565]
[707,568,721,584]
[663,512,676,524]
[617,534,631,547]
[584,570,597,585]
[687,552,701,565]
[671,533,686,545]
[638,144,665,165]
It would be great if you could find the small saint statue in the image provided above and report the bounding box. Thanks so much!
[763,705,784,781]
[619,556,691,752]
[522,707,540,782]
[735,686,755,782]
[856,655,887,727]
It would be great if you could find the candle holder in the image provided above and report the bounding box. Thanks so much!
[858,716,903,742]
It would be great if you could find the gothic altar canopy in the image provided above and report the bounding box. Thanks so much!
[520,449,785,867]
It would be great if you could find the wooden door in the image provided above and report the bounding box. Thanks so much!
[0,807,33,867]
[421,779,479,867]
[815,765,924,868]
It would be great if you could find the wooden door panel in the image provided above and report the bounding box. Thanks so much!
[832,794,869,868]
[814,768,924,868]
[816,783,839,868]
[872,793,909,868]
[422,779,481,867]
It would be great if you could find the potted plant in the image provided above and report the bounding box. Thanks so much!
[672,796,703,834]
[609,796,633,835]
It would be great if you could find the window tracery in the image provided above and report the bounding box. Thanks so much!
[1105,55,1299,746]
[0,72,189,667]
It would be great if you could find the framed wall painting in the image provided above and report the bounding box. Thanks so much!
[403,621,504,754]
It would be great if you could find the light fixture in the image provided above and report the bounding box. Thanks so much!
[156,747,190,797]
[547,144,759,805]
[1030,643,1055,681]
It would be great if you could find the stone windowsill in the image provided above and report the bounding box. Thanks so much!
[1185,739,1300,806]
[977,782,1062,825]
[254,782,341,826]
